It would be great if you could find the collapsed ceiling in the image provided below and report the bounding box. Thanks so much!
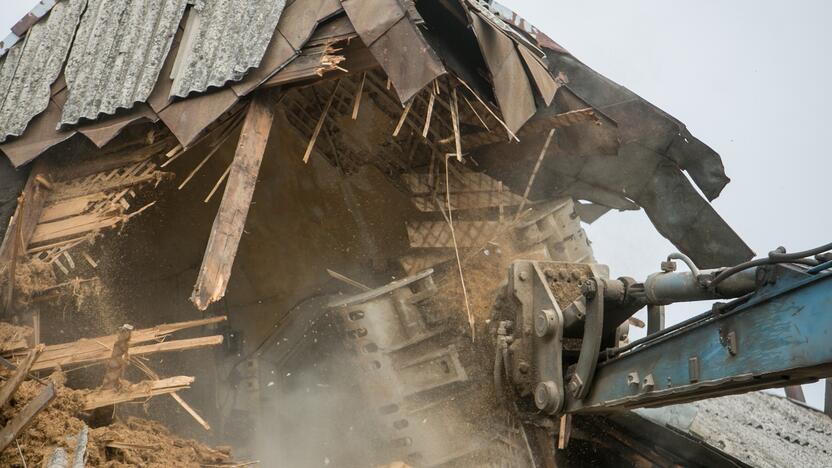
[0,0,752,280]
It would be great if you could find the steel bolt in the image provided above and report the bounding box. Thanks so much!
[567,375,583,398]
[518,361,530,374]
[534,381,561,412]
[660,260,677,273]
[519,271,528,281]
[535,309,558,337]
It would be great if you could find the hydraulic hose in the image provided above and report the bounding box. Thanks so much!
[709,241,832,288]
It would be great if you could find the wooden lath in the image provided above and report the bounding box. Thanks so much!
[4,316,226,372]
[83,376,195,410]
[6,136,178,292]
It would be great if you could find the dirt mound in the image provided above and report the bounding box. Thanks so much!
[88,418,232,468]
[0,375,232,468]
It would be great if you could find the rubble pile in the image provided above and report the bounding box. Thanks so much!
[0,318,243,468]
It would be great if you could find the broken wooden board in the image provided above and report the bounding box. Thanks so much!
[0,161,51,266]
[192,94,276,310]
[28,336,223,373]
[15,144,176,289]
[4,317,225,371]
[132,358,211,431]
[0,345,42,409]
[83,376,194,410]
[0,160,51,312]
[0,382,56,453]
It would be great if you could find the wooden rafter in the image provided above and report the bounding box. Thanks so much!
[191,93,276,310]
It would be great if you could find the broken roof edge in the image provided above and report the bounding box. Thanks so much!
[0,0,58,58]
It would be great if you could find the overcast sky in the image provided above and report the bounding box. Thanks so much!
[1,2,828,408]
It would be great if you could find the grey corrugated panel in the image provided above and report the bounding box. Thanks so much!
[169,0,288,99]
[0,0,85,142]
[1,80,76,167]
[638,392,832,468]
[60,0,188,127]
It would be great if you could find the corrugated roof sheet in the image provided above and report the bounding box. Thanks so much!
[60,0,187,127]
[637,392,832,468]
[169,0,287,99]
[0,0,85,142]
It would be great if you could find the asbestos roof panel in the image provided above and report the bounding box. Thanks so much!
[0,0,85,142]
[0,85,76,168]
[60,0,188,127]
[638,392,832,468]
[169,0,288,99]
[230,0,343,98]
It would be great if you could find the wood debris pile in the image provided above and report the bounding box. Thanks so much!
[0,316,245,468]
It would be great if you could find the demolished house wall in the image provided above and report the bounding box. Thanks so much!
[2,1,826,467]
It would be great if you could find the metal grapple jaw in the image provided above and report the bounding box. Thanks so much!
[495,260,616,419]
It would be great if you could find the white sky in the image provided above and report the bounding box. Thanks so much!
[1,1,829,408]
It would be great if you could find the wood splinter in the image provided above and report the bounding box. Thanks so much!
[83,376,195,410]
[352,73,366,120]
[303,81,340,164]
[450,88,463,162]
[132,357,211,431]
[422,86,436,138]
[326,269,371,292]
[393,99,414,137]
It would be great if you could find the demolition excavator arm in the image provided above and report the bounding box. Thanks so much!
[497,242,832,419]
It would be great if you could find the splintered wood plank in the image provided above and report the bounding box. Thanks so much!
[0,161,50,264]
[0,382,56,452]
[4,317,225,369]
[83,376,195,410]
[0,345,42,409]
[132,359,211,431]
[48,170,163,203]
[29,335,224,372]
[191,94,275,310]
[1,160,51,311]
[38,194,101,223]
[30,211,122,245]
